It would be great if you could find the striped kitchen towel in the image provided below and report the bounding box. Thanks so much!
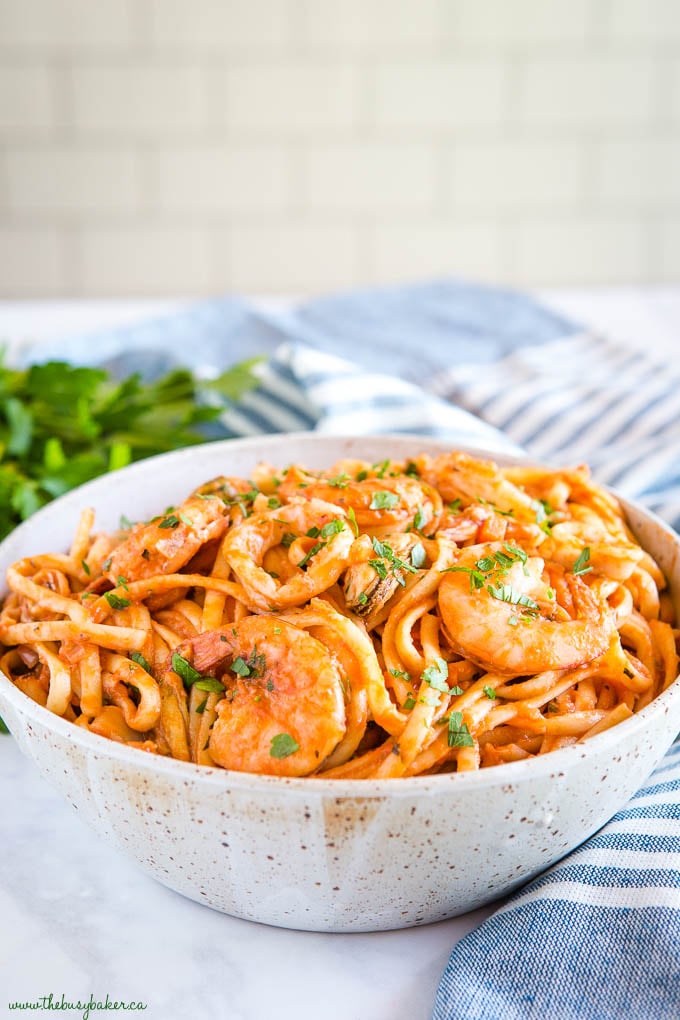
[432,740,680,1020]
[12,279,680,1019]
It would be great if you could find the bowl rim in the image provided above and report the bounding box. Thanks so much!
[1,430,679,799]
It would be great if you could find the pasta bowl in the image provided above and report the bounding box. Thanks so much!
[1,433,679,932]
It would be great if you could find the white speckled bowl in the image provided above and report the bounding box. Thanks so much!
[1,434,679,932]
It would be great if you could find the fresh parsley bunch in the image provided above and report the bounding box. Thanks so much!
[0,355,263,542]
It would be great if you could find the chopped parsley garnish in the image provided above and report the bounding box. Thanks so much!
[347,506,359,536]
[270,733,300,759]
[194,677,226,693]
[158,514,180,529]
[356,469,368,482]
[117,575,129,590]
[450,684,464,696]
[483,686,497,700]
[231,656,251,677]
[102,557,112,571]
[369,558,388,580]
[477,497,514,517]
[179,512,193,526]
[298,541,324,568]
[320,519,345,538]
[486,583,539,612]
[508,615,519,627]
[533,498,555,534]
[281,532,296,548]
[443,565,486,590]
[410,542,426,569]
[390,667,411,680]
[267,496,281,509]
[369,491,399,511]
[130,651,152,673]
[357,592,369,606]
[195,697,208,715]
[573,547,592,576]
[81,559,91,576]
[448,498,462,512]
[405,461,420,477]
[421,657,450,694]
[119,514,135,530]
[374,459,391,478]
[326,472,350,488]
[104,591,131,610]
[172,652,203,688]
[403,695,417,710]
[447,711,474,748]
[413,506,426,531]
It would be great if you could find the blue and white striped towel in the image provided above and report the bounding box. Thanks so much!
[14,280,680,1020]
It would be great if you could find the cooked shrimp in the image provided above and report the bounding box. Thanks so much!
[107,496,228,584]
[221,497,354,611]
[175,616,346,777]
[438,542,614,674]
[277,465,442,537]
[418,452,539,522]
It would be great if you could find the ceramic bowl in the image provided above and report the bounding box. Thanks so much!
[1,434,679,933]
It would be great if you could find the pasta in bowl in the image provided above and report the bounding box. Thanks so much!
[1,433,679,931]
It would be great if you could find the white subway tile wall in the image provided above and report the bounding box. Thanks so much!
[0,0,678,296]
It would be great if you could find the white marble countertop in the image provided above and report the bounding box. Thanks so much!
[1,287,679,1020]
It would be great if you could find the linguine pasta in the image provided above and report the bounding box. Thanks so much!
[0,451,677,779]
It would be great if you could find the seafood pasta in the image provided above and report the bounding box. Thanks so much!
[0,452,677,779]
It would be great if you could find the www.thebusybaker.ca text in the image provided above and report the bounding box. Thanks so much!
[8,993,147,1020]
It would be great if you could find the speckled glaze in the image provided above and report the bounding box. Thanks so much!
[1,434,679,932]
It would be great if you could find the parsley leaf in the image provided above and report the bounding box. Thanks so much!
[370,491,399,511]
[270,733,300,759]
[171,652,203,688]
[421,657,450,694]
[104,591,131,610]
[447,711,474,748]
[130,651,152,673]
[573,547,592,576]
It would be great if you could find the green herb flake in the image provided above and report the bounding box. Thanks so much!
[195,697,208,715]
[403,695,417,710]
[450,684,464,696]
[281,532,296,548]
[483,686,497,700]
[298,541,325,569]
[130,651,152,673]
[508,615,519,627]
[347,506,359,537]
[270,733,300,759]
[231,656,251,678]
[357,592,369,606]
[80,559,91,576]
[390,667,411,680]
[369,558,388,581]
[194,678,225,694]
[369,491,399,511]
[267,496,281,509]
[179,513,193,527]
[421,657,450,694]
[104,591,131,610]
[486,583,540,612]
[410,542,426,569]
[355,469,368,482]
[573,547,592,576]
[320,519,345,539]
[447,711,474,748]
[171,652,203,688]
[405,461,420,478]
[158,514,180,530]
[117,575,129,590]
[102,557,112,571]
[448,498,462,512]
[326,473,350,489]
